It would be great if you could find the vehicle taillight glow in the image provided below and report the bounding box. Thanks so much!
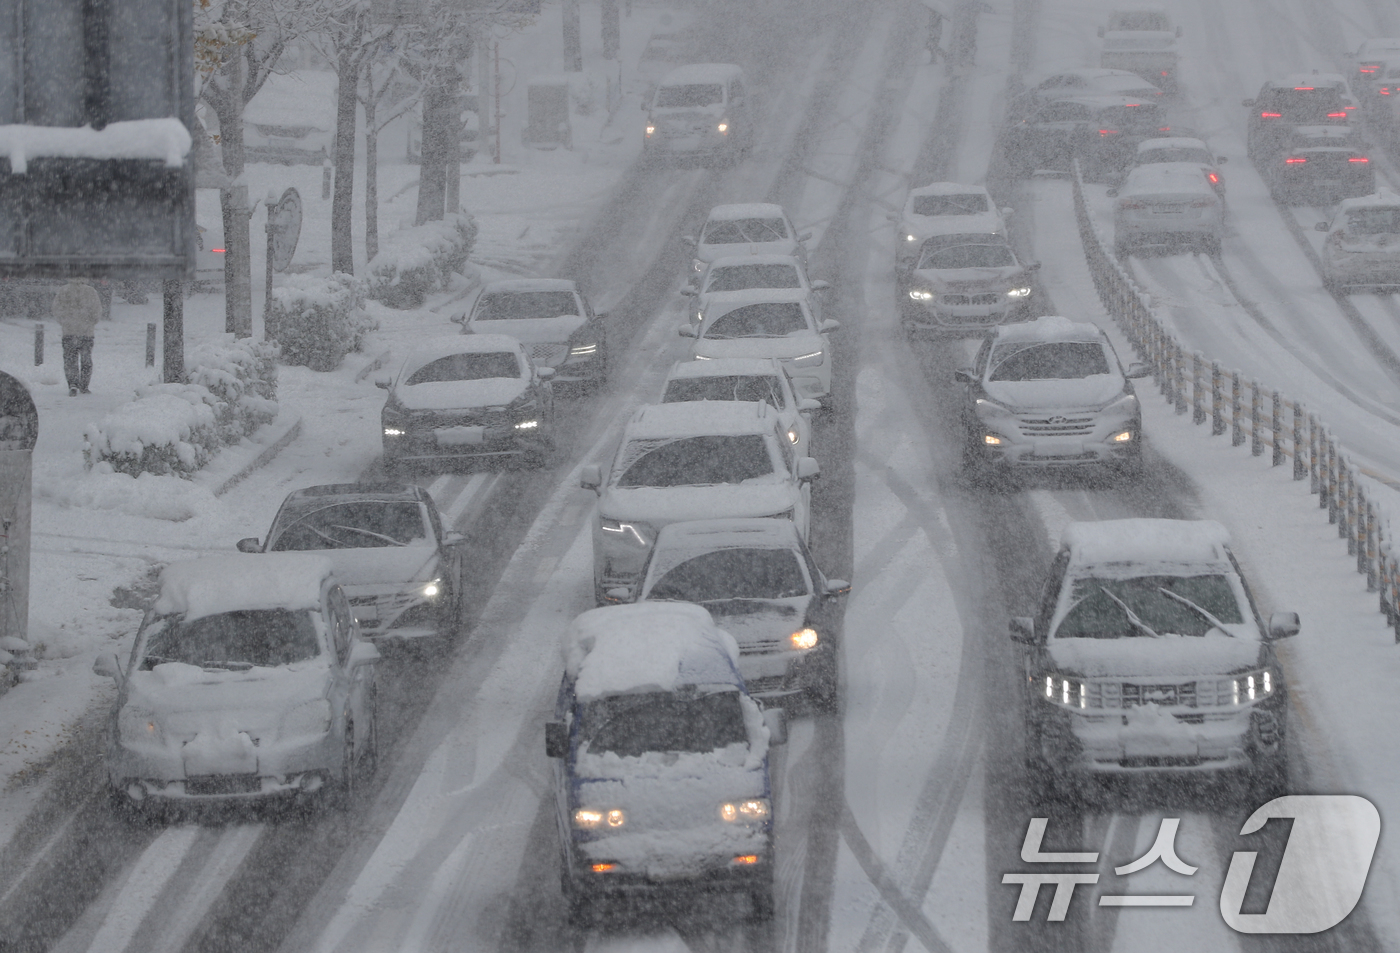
[1099,129,1119,136]
[1284,156,1307,164]
[1260,112,1282,118]
[1350,156,1369,163]
[1208,172,1220,183]
[1294,86,1315,90]
[1361,65,1379,73]
[1382,88,1393,95]
[211,248,226,253]
[1327,111,1348,118]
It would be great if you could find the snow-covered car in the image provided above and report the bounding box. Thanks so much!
[895,183,1010,271]
[1000,95,1168,179]
[580,401,819,603]
[955,315,1150,476]
[643,63,751,163]
[242,71,335,165]
[681,289,839,404]
[1316,193,1400,291]
[93,554,381,811]
[902,236,1039,332]
[660,357,820,458]
[458,278,608,387]
[1097,8,1181,90]
[1351,38,1400,96]
[1264,127,1374,205]
[633,519,850,710]
[684,203,810,276]
[544,602,786,923]
[377,334,556,471]
[236,484,465,642]
[1110,162,1224,256]
[1018,68,1164,107]
[681,254,829,326]
[1126,137,1226,195]
[1244,75,1353,162]
[1010,518,1298,803]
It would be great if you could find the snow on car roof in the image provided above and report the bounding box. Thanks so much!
[479,278,578,294]
[627,400,775,439]
[665,357,784,379]
[705,253,804,268]
[706,202,786,221]
[908,182,991,197]
[403,334,524,366]
[284,483,427,504]
[566,603,741,700]
[1060,519,1233,569]
[1274,72,1347,89]
[653,517,803,550]
[154,554,333,621]
[1136,137,1209,152]
[1336,191,1400,214]
[659,63,743,85]
[993,315,1104,344]
[700,287,810,306]
[1122,163,1215,193]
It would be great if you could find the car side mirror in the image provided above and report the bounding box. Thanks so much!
[763,708,787,745]
[811,280,831,291]
[595,311,610,322]
[449,312,466,324]
[1106,188,1119,198]
[679,286,698,297]
[443,531,467,546]
[819,319,840,332]
[1027,261,1042,271]
[348,641,381,668]
[1009,616,1035,644]
[681,235,697,247]
[536,366,555,380]
[953,369,975,384]
[1125,362,1151,379]
[605,586,633,603]
[678,325,697,338]
[373,375,392,389]
[545,721,568,758]
[824,578,851,598]
[1268,612,1300,639]
[798,230,813,243]
[797,457,820,481]
[236,537,262,553]
[797,397,822,412]
[580,464,602,491]
[93,652,124,683]
[1315,221,1330,232]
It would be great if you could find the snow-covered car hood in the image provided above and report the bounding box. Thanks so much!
[652,105,724,120]
[309,546,439,589]
[694,332,824,361]
[602,484,799,526]
[394,377,530,411]
[703,599,806,647]
[698,241,800,262]
[126,660,330,732]
[902,212,1005,242]
[982,374,1128,411]
[913,265,1023,292]
[1047,633,1266,678]
[466,315,586,344]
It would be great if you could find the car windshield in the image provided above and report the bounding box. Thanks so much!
[1139,147,1211,165]
[579,690,748,757]
[989,342,1111,381]
[404,352,520,384]
[472,291,578,321]
[654,83,724,108]
[702,217,789,243]
[648,548,809,601]
[912,193,988,216]
[1054,574,1245,639]
[270,501,428,550]
[705,263,802,292]
[1265,88,1344,120]
[1345,208,1400,234]
[704,302,808,338]
[141,609,321,669]
[920,243,1016,269]
[617,435,776,487]
[663,375,784,408]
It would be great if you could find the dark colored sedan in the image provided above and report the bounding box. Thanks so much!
[1001,95,1168,180]
[458,278,608,388]
[1266,130,1374,205]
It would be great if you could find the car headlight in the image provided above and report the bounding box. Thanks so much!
[383,427,405,436]
[282,699,333,737]
[1100,392,1139,415]
[693,258,705,273]
[600,518,653,547]
[1006,285,1032,298]
[974,397,1014,416]
[514,419,539,430]
[1231,668,1277,704]
[645,124,655,136]
[790,627,819,650]
[717,121,729,133]
[421,577,443,599]
[1039,672,1090,710]
[119,706,162,743]
[905,234,918,242]
[720,798,771,822]
[786,427,799,445]
[983,433,1006,446]
[1111,429,1134,443]
[908,289,934,301]
[568,342,599,357]
[791,350,824,367]
[574,807,626,829]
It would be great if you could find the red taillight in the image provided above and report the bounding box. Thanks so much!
[1160,70,1169,76]
[1361,65,1379,73]
[1159,126,1171,132]
[211,247,226,253]
[1294,86,1315,90]
[1350,156,1369,163]
[1124,103,1140,107]
[1327,111,1348,118]
[1382,88,1393,95]
[1260,112,1283,118]
[1284,156,1307,164]
[1208,172,1219,183]
[1099,129,1119,136]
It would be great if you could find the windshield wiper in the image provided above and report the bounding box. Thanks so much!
[200,660,255,671]
[327,524,409,547]
[1157,587,1233,637]
[1099,587,1160,638]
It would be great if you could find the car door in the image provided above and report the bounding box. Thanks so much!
[774,371,813,456]
[323,585,357,740]
[777,433,811,538]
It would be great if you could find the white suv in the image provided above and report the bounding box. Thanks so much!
[580,402,819,604]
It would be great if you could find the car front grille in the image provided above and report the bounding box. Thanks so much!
[529,343,569,366]
[408,408,512,429]
[941,292,1003,306]
[186,774,261,796]
[1017,414,1097,436]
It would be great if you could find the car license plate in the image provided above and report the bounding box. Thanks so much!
[1152,204,1185,214]
[435,426,485,447]
[1033,440,1084,458]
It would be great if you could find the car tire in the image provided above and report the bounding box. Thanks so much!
[331,723,358,811]
[748,880,776,922]
[562,876,596,927]
[1115,445,1144,480]
[806,662,840,715]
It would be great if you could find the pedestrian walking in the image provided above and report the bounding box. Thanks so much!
[52,277,101,396]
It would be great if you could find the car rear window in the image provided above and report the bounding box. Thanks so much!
[472,291,578,321]
[705,263,802,292]
[647,548,809,601]
[989,342,1111,381]
[1138,147,1211,165]
[270,501,428,551]
[704,302,808,338]
[1345,208,1400,234]
[654,83,724,108]
[142,609,321,669]
[663,375,784,408]
[617,434,776,487]
[1054,574,1245,639]
[404,352,520,384]
[912,193,988,216]
[579,690,748,757]
[1261,88,1344,120]
[920,243,1016,269]
[702,217,789,243]
[1098,104,1162,130]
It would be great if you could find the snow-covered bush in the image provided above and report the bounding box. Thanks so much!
[367,212,477,309]
[266,272,374,371]
[84,336,281,478]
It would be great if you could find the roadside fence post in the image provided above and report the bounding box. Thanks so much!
[1310,415,1320,496]
[1341,463,1354,551]
[1231,372,1243,446]
[1252,382,1264,455]
[1364,496,1376,585]
[1211,361,1225,435]
[1327,438,1338,522]
[1174,344,1187,415]
[1270,391,1282,464]
[1292,401,1305,479]
[33,323,43,365]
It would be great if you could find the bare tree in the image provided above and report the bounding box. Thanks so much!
[360,52,418,262]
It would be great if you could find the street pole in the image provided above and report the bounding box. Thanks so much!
[264,190,277,322]
[563,0,582,72]
[162,279,184,382]
[494,40,502,164]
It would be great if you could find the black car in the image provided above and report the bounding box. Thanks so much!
[237,483,466,641]
[1264,128,1374,205]
[456,278,608,388]
[1001,95,1168,179]
[1244,77,1351,162]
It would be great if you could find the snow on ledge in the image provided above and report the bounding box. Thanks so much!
[0,118,191,174]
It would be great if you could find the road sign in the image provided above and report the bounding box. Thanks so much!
[269,188,303,273]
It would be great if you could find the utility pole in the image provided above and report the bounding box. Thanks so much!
[563,0,582,71]
[602,0,619,60]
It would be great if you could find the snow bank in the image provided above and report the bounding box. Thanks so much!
[0,118,191,174]
[267,273,374,371]
[367,213,477,309]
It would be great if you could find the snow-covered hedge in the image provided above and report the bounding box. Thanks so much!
[367,212,477,309]
[84,337,279,478]
[266,272,375,371]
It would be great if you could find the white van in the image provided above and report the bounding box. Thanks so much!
[643,63,752,163]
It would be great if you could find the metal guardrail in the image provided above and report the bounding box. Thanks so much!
[1068,159,1400,642]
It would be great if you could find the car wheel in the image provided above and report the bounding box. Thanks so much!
[331,723,358,811]
[363,688,380,779]
[562,875,597,927]
[107,783,151,824]
[748,879,776,922]
[806,671,839,715]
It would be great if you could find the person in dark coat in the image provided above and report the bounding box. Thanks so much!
[52,278,102,396]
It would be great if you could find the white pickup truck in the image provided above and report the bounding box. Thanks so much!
[1098,9,1181,92]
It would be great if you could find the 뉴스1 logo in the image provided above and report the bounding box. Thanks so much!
[1002,795,1380,933]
